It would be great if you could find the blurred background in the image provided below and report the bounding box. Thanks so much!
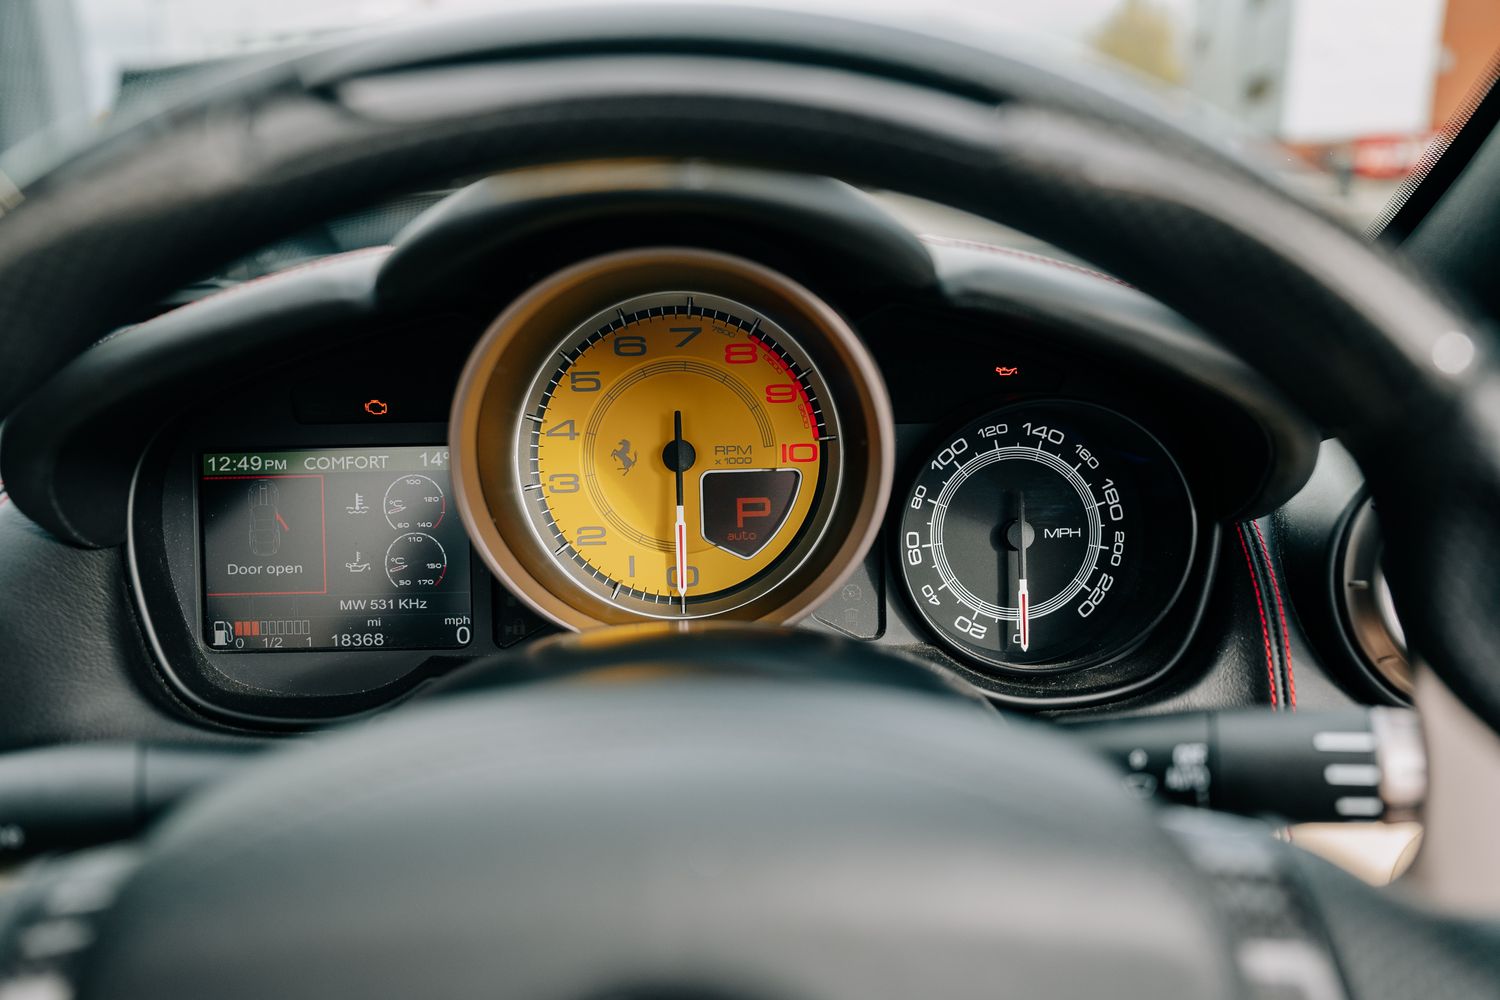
[1,0,1496,232]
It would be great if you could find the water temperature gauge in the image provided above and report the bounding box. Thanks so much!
[385,474,446,531]
[897,401,1195,673]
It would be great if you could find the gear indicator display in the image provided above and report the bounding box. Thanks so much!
[199,446,472,652]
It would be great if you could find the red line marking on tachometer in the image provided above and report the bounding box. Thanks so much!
[749,333,820,443]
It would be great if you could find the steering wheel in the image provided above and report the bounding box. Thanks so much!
[3,7,1499,998]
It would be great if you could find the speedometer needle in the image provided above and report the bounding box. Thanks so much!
[673,410,689,614]
[1017,492,1030,652]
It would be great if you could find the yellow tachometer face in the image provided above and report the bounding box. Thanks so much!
[525,293,831,617]
[453,248,894,631]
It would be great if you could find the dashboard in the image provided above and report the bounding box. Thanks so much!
[0,20,1490,989]
[1,164,1381,733]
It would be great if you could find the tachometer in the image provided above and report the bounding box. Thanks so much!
[898,401,1194,671]
[452,248,892,628]
[530,292,827,614]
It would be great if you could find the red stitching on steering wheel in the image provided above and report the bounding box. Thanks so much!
[1250,520,1295,710]
[1236,523,1279,710]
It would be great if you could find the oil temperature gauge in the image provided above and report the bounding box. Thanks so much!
[385,532,450,590]
[898,401,1195,672]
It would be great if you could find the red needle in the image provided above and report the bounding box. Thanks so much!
[1019,579,1030,652]
[672,410,689,614]
[1017,493,1030,652]
[674,507,688,612]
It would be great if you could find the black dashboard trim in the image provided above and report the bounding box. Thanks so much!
[1,248,391,548]
[927,240,1319,519]
[378,163,937,304]
[3,173,1318,549]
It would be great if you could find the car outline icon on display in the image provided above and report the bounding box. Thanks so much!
[248,481,282,556]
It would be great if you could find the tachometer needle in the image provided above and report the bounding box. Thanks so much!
[673,410,689,614]
[1017,492,1030,652]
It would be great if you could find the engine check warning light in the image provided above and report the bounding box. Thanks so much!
[364,399,390,416]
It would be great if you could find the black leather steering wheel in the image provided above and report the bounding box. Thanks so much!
[2,6,1499,998]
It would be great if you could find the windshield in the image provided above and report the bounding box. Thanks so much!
[1,0,1496,227]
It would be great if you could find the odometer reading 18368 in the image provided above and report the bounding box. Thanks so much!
[898,401,1195,672]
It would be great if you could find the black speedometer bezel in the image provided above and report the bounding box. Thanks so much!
[891,398,1205,704]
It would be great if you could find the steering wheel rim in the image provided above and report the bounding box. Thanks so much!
[77,627,1250,1000]
[2,5,1498,996]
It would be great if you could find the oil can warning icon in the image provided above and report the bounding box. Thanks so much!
[700,469,801,559]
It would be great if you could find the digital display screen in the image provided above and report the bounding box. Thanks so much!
[199,447,472,652]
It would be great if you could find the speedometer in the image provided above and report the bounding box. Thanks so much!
[898,401,1195,672]
[452,248,892,629]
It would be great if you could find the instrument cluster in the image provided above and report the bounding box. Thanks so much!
[77,166,1338,735]
[128,244,1234,723]
[0,166,1313,728]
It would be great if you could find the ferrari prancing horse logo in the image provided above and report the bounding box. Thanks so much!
[610,439,638,475]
